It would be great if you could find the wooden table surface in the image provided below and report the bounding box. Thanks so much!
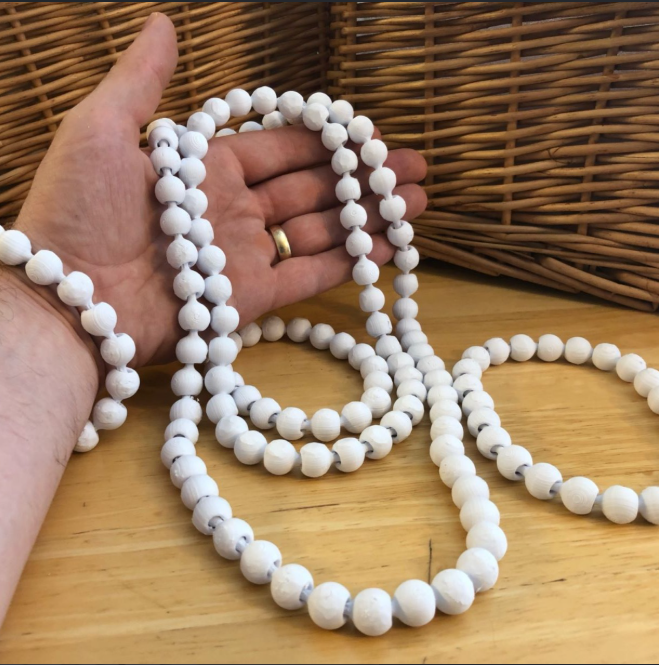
[2,262,659,664]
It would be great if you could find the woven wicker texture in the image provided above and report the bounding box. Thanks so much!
[0,2,329,225]
[329,2,659,311]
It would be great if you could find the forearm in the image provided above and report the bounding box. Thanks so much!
[0,268,99,623]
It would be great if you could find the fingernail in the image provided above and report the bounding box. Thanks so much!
[145,12,160,28]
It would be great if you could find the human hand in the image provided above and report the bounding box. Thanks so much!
[13,13,427,369]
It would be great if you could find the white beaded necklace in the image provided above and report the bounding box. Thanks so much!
[1,87,658,637]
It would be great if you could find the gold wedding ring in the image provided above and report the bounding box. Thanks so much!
[269,224,292,262]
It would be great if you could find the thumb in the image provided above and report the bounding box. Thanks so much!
[91,13,178,130]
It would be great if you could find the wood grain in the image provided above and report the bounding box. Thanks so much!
[2,262,659,664]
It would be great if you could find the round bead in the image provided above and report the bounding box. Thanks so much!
[360,425,393,459]
[352,588,392,637]
[249,397,281,429]
[181,188,209,218]
[264,439,298,476]
[192,496,232,536]
[393,273,419,298]
[386,221,414,249]
[560,476,599,515]
[467,407,501,438]
[347,228,374,259]
[336,175,361,203]
[648,385,659,414]
[271,564,314,610]
[387,351,414,374]
[537,334,564,362]
[484,337,510,365]
[106,368,140,401]
[340,200,367,229]
[161,437,196,469]
[307,582,350,631]
[225,88,252,116]
[155,174,186,205]
[510,334,537,362]
[452,358,483,381]
[392,580,435,627]
[234,431,268,465]
[81,302,118,338]
[496,445,533,481]
[178,130,208,161]
[179,157,206,188]
[525,463,563,500]
[361,139,388,168]
[394,247,420,273]
[101,333,136,368]
[310,408,341,442]
[277,90,304,120]
[210,304,239,335]
[215,128,236,137]
[332,146,358,175]
[262,111,286,130]
[321,122,348,151]
[467,523,508,561]
[397,379,427,401]
[302,102,330,132]
[394,365,424,387]
[197,245,226,276]
[146,117,175,138]
[341,401,372,433]
[204,365,236,395]
[332,437,366,472]
[407,343,434,364]
[208,336,238,365]
[329,332,355,359]
[430,415,464,441]
[439,454,476,488]
[376,335,402,360]
[239,122,263,133]
[417,355,445,375]
[204,274,232,305]
[170,455,206,489]
[215,415,248,448]
[307,91,332,108]
[353,257,379,287]
[361,387,392,418]
[369,167,396,197]
[424,369,453,390]
[250,87,277,115]
[565,337,593,365]
[207,394,239,424]
[310,323,335,350]
[347,115,374,143]
[639,487,659,525]
[57,271,94,307]
[26,250,64,285]
[170,396,203,424]
[616,353,647,382]
[240,540,282,584]
[392,297,418,321]
[229,332,243,353]
[393,394,424,425]
[462,390,495,417]
[429,435,464,467]
[364,370,393,393]
[286,317,312,343]
[232,385,262,416]
[461,346,490,372]
[237,322,262,348]
[349,343,375,370]
[633,367,659,398]
[213,518,254,561]
[452,475,490,509]
[186,111,215,139]
[476,425,511,460]
[276,407,308,440]
[427,384,459,407]
[166,237,198,269]
[457,547,499,593]
[178,300,211,333]
[174,268,205,300]
[592,342,621,371]
[602,485,639,524]
[380,410,413,443]
[380,195,407,223]
[360,355,389,378]
[165,417,199,443]
[452,374,483,401]
[181,474,219,510]
[300,442,334,478]
[400,331,428,351]
[74,421,99,453]
[432,569,475,615]
[202,97,231,124]
[147,124,178,150]
[430,399,462,422]
[460,498,500,531]
[328,99,354,126]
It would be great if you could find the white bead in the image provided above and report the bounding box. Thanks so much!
[393,394,424,425]
[387,351,413,374]
[397,378,427,402]
[428,384,459,406]
[155,174,186,205]
[462,390,495,417]
[380,195,407,223]
[329,332,355,359]
[234,430,268,465]
[181,474,219,510]
[460,498,500,531]
[277,90,304,120]
[452,475,490,509]
[341,401,372,433]
[452,374,483,401]
[525,461,564,501]
[346,227,372,257]
[380,410,412,443]
[173,269,205,300]
[225,88,252,117]
[560,476,599,515]
[74,421,99,453]
[307,91,332,108]
[616,353,647,382]
[204,274,232,305]
[352,588,392,637]
[332,147,359,176]
[393,246,420,272]
[264,439,298,475]
[81,303,117,337]
[100,334,135,368]
[240,540,282,584]
[417,355,445,375]
[430,416,464,441]
[457,547,499,593]
[57,271,94,307]
[170,455,206,489]
[591,342,621,371]
[424,369,453,390]
[336,175,361,203]
[179,157,206,189]
[239,121,263,133]
[186,111,215,139]
[286,317,311,343]
[229,332,243,353]
[484,337,510,365]
[633,367,659,397]
[148,124,178,150]
[394,365,423,386]
[365,311,391,338]
[393,273,419,298]
[310,323,335,350]
[271,564,314,610]
[639,487,659,525]
[274,407,307,440]
[467,523,508,561]
[340,200,367,229]
[307,582,350,630]
[332,437,366,472]
[233,372,244,388]
[249,397,280,429]
[146,117,175,138]
[208,336,238,366]
[197,245,226,276]
[432,569,475,615]
[181,188,208,218]
[232,385,262,415]
[364,370,393,393]
[302,102,329,131]
[160,206,192,236]
[510,334,537,362]
[430,399,462,421]
[406,343,433,364]
[392,297,418,322]
[262,111,287,130]
[347,115,374,143]
[237,322,261,348]
[401,331,428,351]
[467,407,501,438]
[439,454,476,488]
[166,237,198,269]
[178,131,208,160]
[170,396,202,424]
[150,146,182,176]
[248,86,276,115]
[310,408,341,442]
[175,124,187,137]
[361,386,392,418]
[260,315,285,342]
[207,394,239,424]
[211,304,239,335]
[25,249,64,285]
[602,485,639,524]
[361,138,388,168]
[192,496,232,536]
[496,445,533,481]
[648,386,659,414]
[360,355,389,378]
[321,122,348,150]
[179,300,211,333]
[452,358,483,381]
[430,435,465,466]
[565,336,593,365]
[106,368,140,400]
[161,437,195,469]
[537,334,564,362]
[213,518,254,560]
[369,168,397,197]
[476,425,511,460]
[215,127,237,137]
[461,346,491,372]
[215,414,249,448]
[360,424,393,459]
[328,99,353,126]
[165,417,199,443]
[376,335,402,359]
[392,580,435,627]
[202,97,231,125]
[300,442,334,478]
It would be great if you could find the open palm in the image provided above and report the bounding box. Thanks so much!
[14,13,427,368]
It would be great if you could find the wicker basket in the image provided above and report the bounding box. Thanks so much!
[329,2,659,311]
